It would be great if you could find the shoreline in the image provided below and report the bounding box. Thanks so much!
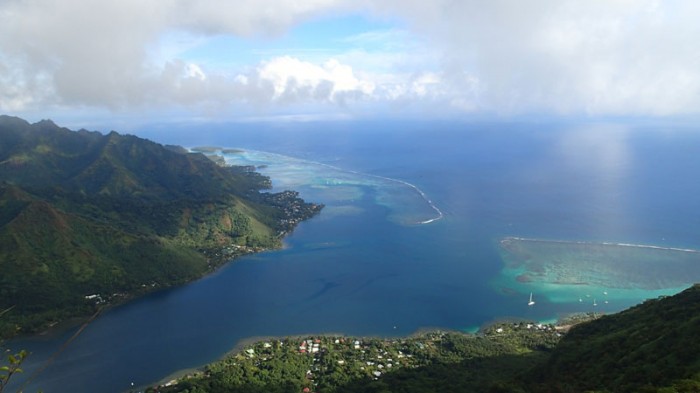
[4,235,290,343]
[144,311,593,391]
[220,147,444,225]
[502,236,700,254]
[141,332,345,392]
[5,168,322,342]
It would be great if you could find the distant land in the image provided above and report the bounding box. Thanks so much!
[151,284,700,393]
[0,115,322,338]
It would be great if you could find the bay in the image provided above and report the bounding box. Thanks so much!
[7,121,700,392]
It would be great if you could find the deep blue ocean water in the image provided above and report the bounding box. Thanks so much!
[8,121,700,393]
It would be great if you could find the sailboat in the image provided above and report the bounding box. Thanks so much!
[528,292,535,306]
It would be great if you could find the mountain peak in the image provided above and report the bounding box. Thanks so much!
[34,118,57,127]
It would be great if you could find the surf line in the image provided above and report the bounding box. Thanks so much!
[505,237,700,254]
[231,148,444,225]
[352,171,444,225]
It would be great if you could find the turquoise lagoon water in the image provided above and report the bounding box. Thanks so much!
[8,121,700,393]
[215,148,443,225]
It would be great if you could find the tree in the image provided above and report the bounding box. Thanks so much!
[0,307,27,393]
[0,349,27,393]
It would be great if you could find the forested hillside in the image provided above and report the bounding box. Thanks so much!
[528,283,700,392]
[0,116,322,337]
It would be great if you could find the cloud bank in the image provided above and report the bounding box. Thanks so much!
[1,0,699,120]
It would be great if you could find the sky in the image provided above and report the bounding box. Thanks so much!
[1,0,700,128]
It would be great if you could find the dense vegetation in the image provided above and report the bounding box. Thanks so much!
[153,324,561,393]
[0,116,322,338]
[151,285,700,393]
[528,283,700,393]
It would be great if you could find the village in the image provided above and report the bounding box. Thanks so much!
[152,321,565,393]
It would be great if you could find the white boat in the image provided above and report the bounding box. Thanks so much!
[528,292,535,306]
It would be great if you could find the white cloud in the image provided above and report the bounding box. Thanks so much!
[256,56,374,102]
[0,0,352,112]
[185,63,207,80]
[1,0,700,120]
[169,0,347,37]
[373,0,700,116]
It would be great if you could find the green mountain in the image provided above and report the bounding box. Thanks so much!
[0,115,322,337]
[152,285,700,393]
[528,284,700,393]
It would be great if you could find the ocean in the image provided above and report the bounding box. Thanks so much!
[8,120,700,392]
